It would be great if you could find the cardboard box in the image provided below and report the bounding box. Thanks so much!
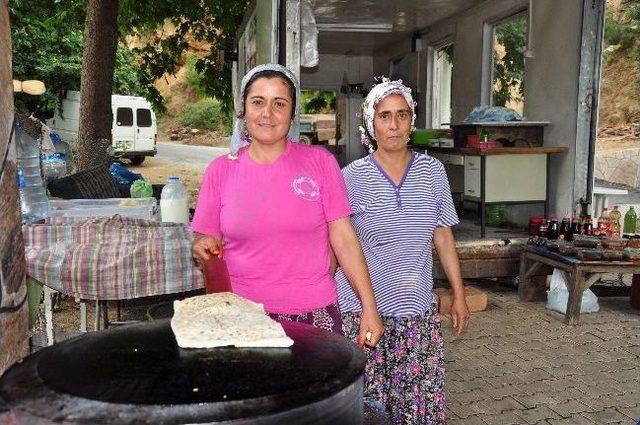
[434,285,488,314]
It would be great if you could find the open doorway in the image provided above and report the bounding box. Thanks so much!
[299,90,337,146]
[592,0,640,233]
[489,12,527,116]
[430,42,454,129]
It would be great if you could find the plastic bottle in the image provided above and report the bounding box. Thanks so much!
[160,176,189,224]
[547,215,559,239]
[15,125,49,222]
[559,216,570,240]
[609,206,622,237]
[480,128,490,143]
[583,215,593,236]
[569,217,580,241]
[624,206,637,236]
[598,207,610,237]
[42,153,67,181]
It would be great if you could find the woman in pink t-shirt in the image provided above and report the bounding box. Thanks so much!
[191,64,383,347]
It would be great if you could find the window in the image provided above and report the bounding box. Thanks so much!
[491,13,527,115]
[116,107,133,127]
[431,43,454,128]
[136,109,152,127]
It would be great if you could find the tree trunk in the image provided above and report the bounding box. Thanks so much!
[0,0,29,379]
[76,0,119,171]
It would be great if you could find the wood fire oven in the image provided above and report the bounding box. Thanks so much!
[0,320,366,424]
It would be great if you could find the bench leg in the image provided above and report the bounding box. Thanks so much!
[94,298,100,331]
[565,270,584,325]
[80,300,87,333]
[43,286,55,346]
[518,255,529,300]
[519,255,544,301]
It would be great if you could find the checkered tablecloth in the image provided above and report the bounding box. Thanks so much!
[23,216,204,300]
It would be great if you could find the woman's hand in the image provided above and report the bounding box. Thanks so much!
[450,295,469,336]
[192,234,223,263]
[358,307,384,348]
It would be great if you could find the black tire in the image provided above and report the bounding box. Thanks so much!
[130,156,145,166]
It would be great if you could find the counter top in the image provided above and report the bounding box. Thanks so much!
[451,121,551,127]
[415,146,568,156]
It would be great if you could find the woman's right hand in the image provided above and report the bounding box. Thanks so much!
[192,234,223,263]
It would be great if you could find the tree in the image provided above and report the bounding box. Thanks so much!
[492,15,526,108]
[120,0,249,113]
[9,0,153,115]
[11,0,249,168]
[75,0,120,171]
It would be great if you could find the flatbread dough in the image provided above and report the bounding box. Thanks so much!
[171,292,294,348]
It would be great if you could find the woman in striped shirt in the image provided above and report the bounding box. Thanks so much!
[335,77,470,424]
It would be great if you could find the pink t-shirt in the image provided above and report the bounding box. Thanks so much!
[191,142,352,314]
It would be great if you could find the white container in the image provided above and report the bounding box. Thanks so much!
[49,198,158,220]
[15,125,49,223]
[160,176,189,224]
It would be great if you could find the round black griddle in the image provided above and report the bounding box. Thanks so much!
[0,320,366,424]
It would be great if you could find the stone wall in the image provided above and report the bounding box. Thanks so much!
[595,148,640,188]
[0,0,29,378]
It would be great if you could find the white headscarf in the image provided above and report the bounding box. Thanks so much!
[359,77,416,153]
[229,64,301,159]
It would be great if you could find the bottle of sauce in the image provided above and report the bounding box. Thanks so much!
[609,206,622,238]
[569,217,580,241]
[547,216,559,239]
[558,216,570,240]
[598,207,610,237]
[583,215,593,236]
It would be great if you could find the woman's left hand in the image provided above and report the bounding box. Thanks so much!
[358,308,385,348]
[450,296,470,336]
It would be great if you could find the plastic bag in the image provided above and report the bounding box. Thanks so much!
[42,153,68,180]
[300,0,319,68]
[546,269,600,314]
[130,179,153,198]
[464,106,522,122]
[109,162,143,185]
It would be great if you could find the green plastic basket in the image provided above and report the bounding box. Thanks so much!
[411,130,441,146]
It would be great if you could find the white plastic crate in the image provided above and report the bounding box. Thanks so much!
[49,197,158,220]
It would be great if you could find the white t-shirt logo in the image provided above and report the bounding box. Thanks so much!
[292,175,320,201]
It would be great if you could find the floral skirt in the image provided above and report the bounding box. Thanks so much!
[268,302,343,335]
[342,307,446,425]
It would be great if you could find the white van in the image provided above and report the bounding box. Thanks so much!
[47,90,157,165]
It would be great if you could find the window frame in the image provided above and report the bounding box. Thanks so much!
[115,107,134,127]
[136,108,153,128]
[427,38,455,129]
[482,10,529,111]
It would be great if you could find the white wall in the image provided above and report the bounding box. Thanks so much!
[300,54,373,91]
[303,0,587,223]
[418,0,584,220]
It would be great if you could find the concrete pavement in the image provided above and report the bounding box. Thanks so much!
[443,283,640,424]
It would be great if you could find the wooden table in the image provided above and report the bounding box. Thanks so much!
[423,146,568,238]
[518,244,640,325]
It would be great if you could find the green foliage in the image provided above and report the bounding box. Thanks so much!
[492,14,527,108]
[301,91,336,114]
[121,0,250,114]
[603,2,640,65]
[184,53,207,98]
[440,44,454,65]
[10,0,153,114]
[180,98,231,133]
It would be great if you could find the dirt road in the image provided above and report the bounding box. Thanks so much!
[129,142,228,208]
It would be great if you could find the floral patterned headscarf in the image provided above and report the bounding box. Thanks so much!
[359,77,416,153]
[229,64,301,159]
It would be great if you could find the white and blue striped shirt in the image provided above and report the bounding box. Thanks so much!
[336,152,459,317]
